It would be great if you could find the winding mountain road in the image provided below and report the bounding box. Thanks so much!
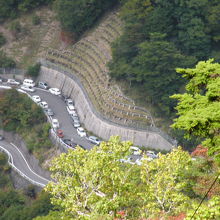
[0,140,50,187]
[0,85,95,187]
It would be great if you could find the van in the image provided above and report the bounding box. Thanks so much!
[23,79,35,87]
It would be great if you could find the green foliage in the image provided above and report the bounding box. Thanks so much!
[0,89,52,153]
[109,32,196,115]
[109,0,220,116]
[32,15,41,25]
[171,59,220,163]
[24,185,36,199]
[26,63,41,78]
[22,192,53,219]
[0,33,6,47]
[9,20,22,34]
[0,51,16,68]
[46,137,195,219]
[0,0,54,22]
[0,190,53,220]
[0,153,7,166]
[0,190,25,215]
[33,211,69,220]
[54,0,118,37]
[186,196,220,220]
[139,147,193,218]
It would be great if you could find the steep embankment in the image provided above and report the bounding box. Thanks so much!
[42,9,154,129]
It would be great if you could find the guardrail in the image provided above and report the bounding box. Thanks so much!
[0,67,25,75]
[0,145,46,188]
[39,59,177,146]
[49,128,70,152]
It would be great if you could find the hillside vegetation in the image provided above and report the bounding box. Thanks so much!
[109,0,220,117]
[0,90,52,157]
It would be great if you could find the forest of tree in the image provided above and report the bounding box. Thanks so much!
[0,0,219,219]
[109,0,220,116]
[0,89,52,155]
[54,0,118,37]
[36,59,219,220]
[0,0,53,22]
[0,153,53,220]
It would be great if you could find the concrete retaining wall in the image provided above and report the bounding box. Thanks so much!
[39,66,174,150]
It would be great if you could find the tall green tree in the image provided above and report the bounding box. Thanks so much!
[54,0,118,37]
[171,59,220,163]
[45,137,195,219]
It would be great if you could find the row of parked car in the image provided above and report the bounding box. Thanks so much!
[25,80,102,146]
[64,98,102,145]
[1,77,62,96]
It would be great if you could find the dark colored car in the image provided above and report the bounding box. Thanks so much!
[63,139,77,148]
[44,108,54,116]
[38,81,49,90]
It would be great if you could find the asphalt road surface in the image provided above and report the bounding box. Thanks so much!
[0,140,49,186]
[32,88,94,150]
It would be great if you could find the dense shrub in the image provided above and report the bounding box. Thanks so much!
[109,0,220,117]
[0,89,52,153]
[0,0,54,22]
[26,63,41,78]
[0,51,16,68]
[54,0,118,37]
[0,33,6,47]
[32,15,41,25]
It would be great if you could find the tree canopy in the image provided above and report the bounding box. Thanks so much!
[45,136,200,219]
[109,0,220,116]
[54,0,118,37]
[0,0,53,22]
[171,59,220,163]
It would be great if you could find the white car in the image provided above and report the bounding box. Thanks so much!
[23,79,35,87]
[73,121,80,128]
[52,118,59,129]
[66,105,75,114]
[146,151,158,159]
[77,127,86,137]
[20,85,36,92]
[39,101,48,109]
[49,88,61,95]
[130,146,141,155]
[32,95,41,103]
[66,99,74,106]
[88,136,101,145]
[119,157,135,165]
[7,79,20,85]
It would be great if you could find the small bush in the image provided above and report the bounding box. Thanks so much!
[24,185,36,199]
[10,21,21,34]
[0,153,7,166]
[0,33,6,47]
[32,15,41,25]
[26,63,41,78]
[0,51,16,68]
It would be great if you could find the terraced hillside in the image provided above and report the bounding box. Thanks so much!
[43,10,154,128]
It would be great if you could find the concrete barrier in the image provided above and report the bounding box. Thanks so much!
[39,64,175,151]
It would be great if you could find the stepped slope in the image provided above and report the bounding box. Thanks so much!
[43,10,154,129]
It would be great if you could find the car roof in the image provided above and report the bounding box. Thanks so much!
[89,136,97,139]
